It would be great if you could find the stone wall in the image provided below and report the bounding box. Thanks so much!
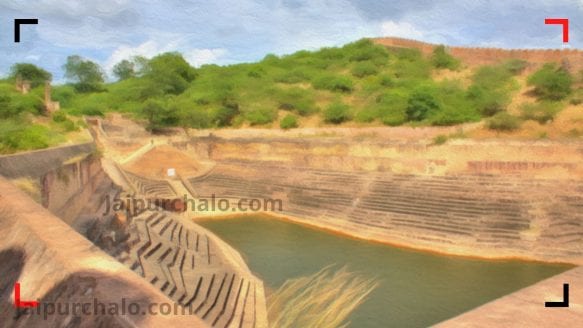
[188,137,582,177]
[40,154,117,226]
[374,37,583,71]
[0,142,95,179]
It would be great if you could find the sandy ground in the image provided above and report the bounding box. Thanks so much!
[123,145,202,178]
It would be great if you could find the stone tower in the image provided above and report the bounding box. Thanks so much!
[44,81,60,113]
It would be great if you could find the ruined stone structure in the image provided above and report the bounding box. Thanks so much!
[14,76,31,94]
[0,139,269,327]
[185,136,583,265]
[0,177,207,327]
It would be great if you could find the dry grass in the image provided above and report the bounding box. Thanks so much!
[267,266,378,328]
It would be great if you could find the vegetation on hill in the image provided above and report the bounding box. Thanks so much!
[0,38,581,153]
[527,63,573,101]
[0,79,85,154]
[50,39,536,131]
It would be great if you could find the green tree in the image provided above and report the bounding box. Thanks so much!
[10,63,52,88]
[63,55,105,92]
[142,99,179,131]
[143,52,197,95]
[527,63,572,100]
[113,59,135,81]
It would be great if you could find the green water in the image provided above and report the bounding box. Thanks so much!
[199,216,571,327]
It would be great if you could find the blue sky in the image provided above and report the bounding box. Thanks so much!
[0,0,581,82]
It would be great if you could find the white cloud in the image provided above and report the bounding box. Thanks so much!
[184,48,228,67]
[104,40,227,75]
[24,54,41,61]
[2,0,132,18]
[105,40,177,72]
[379,20,425,39]
[2,0,583,80]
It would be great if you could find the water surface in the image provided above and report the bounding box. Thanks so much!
[199,216,571,327]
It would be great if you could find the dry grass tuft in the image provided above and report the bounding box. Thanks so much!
[267,266,378,328]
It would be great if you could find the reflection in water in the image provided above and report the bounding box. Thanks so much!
[200,216,572,328]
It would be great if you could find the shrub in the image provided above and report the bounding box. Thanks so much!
[0,123,52,151]
[467,65,516,116]
[355,107,377,123]
[274,69,312,83]
[466,86,508,116]
[245,107,277,125]
[344,39,389,62]
[431,45,460,70]
[472,65,513,89]
[52,111,68,123]
[59,119,79,132]
[430,108,479,126]
[375,90,409,126]
[80,105,105,117]
[381,111,407,126]
[351,62,378,78]
[212,106,240,127]
[431,80,480,125]
[502,59,528,75]
[179,107,211,129]
[52,86,76,108]
[406,89,440,121]
[520,102,562,124]
[324,102,352,124]
[261,54,280,64]
[247,67,264,78]
[487,112,521,131]
[378,75,394,87]
[527,63,572,100]
[357,95,408,126]
[314,47,345,61]
[390,49,432,80]
[142,99,179,131]
[1,90,45,117]
[280,114,299,129]
[276,88,318,116]
[361,75,394,94]
[312,75,354,93]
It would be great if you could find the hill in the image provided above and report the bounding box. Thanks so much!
[1,38,582,154]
